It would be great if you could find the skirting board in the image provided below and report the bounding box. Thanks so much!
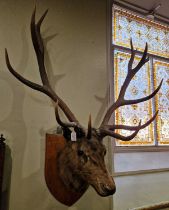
[130,201,169,210]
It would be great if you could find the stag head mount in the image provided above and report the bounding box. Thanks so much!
[58,135,116,196]
[5,8,162,199]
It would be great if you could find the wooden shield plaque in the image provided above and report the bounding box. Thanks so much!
[45,133,87,206]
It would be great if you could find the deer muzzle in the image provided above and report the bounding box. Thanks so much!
[99,182,116,196]
[91,174,116,197]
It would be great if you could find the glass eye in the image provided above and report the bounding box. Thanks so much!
[77,149,84,156]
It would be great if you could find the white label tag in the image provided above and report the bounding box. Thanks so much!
[71,131,77,141]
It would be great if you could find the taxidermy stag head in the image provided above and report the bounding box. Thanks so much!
[5,8,162,201]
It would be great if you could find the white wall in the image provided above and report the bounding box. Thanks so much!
[114,171,169,210]
[0,0,111,210]
[113,150,169,209]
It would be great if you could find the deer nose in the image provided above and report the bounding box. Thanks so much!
[102,184,116,195]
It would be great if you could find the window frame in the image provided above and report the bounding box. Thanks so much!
[112,4,169,152]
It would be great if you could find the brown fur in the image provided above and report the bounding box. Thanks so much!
[58,134,116,196]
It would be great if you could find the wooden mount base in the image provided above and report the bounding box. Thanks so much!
[45,133,86,206]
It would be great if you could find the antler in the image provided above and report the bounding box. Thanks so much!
[5,8,95,139]
[5,8,162,142]
[98,40,163,140]
[5,8,80,126]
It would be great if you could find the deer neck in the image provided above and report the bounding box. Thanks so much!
[57,145,89,193]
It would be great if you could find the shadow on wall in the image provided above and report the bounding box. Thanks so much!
[1,145,12,210]
[0,32,89,210]
[0,26,35,209]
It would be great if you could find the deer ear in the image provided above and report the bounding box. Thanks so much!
[62,127,72,141]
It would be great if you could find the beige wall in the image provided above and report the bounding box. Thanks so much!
[114,171,169,210]
[0,0,111,210]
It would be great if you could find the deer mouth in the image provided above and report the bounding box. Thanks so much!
[91,182,116,197]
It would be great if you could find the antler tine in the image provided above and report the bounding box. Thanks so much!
[124,79,163,105]
[133,42,149,72]
[104,111,158,131]
[5,8,80,124]
[100,121,142,141]
[128,39,149,73]
[31,7,49,86]
[87,114,92,139]
[55,102,78,128]
[128,39,135,70]
[37,9,49,28]
[5,49,45,92]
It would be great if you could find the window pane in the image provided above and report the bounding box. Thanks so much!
[153,60,169,145]
[113,7,169,58]
[114,50,155,146]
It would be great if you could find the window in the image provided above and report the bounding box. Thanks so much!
[112,6,169,146]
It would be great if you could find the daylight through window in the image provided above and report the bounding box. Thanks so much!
[112,6,169,146]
